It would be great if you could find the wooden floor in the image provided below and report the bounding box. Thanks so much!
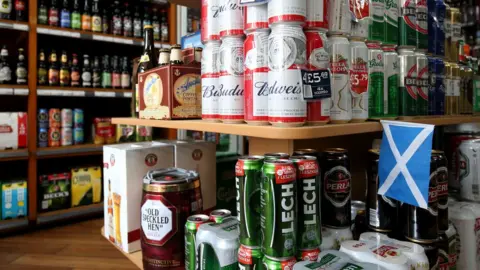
[0,219,137,270]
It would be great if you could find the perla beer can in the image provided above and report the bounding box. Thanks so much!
[366,42,384,119]
[350,39,369,122]
[398,48,417,117]
[383,45,399,118]
[244,30,269,125]
[415,51,429,116]
[384,0,399,45]
[267,0,306,25]
[415,0,428,50]
[185,214,211,270]
[219,36,245,123]
[399,0,417,48]
[458,139,480,202]
[350,0,370,39]
[328,0,351,34]
[202,41,221,122]
[267,24,307,127]
[261,159,297,258]
[328,34,352,123]
[244,4,268,32]
[201,0,220,42]
[218,1,244,37]
[368,0,386,42]
[238,245,263,270]
[306,0,328,30]
[432,150,448,232]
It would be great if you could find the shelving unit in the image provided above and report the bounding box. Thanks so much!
[36,144,103,159]
[37,203,104,225]
[0,218,29,233]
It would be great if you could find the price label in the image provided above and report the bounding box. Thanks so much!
[14,89,29,95]
[0,88,14,95]
[123,92,132,98]
[301,69,332,100]
[72,91,86,97]
[95,91,116,97]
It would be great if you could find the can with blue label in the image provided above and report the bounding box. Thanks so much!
[38,108,49,129]
[434,0,446,56]
[434,58,446,115]
[38,128,48,147]
[73,109,84,128]
[73,128,84,145]
[427,0,436,55]
[428,56,436,115]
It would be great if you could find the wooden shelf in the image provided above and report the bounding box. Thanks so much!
[37,25,171,49]
[112,116,480,140]
[0,84,29,96]
[37,86,132,98]
[36,144,103,159]
[101,227,143,269]
[0,149,28,161]
[0,218,29,232]
[0,18,29,31]
[37,203,103,225]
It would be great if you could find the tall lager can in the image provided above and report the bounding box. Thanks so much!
[202,41,221,122]
[366,42,384,119]
[350,0,370,39]
[185,214,211,270]
[415,0,428,50]
[383,45,399,118]
[328,0,351,34]
[445,61,453,115]
[261,159,297,258]
[244,4,268,32]
[384,0,399,45]
[427,0,436,55]
[264,153,290,161]
[415,51,429,116]
[268,0,307,25]
[432,150,448,232]
[434,0,446,56]
[444,6,452,61]
[450,8,462,63]
[458,139,480,202]
[350,39,369,122]
[451,62,460,115]
[398,48,417,117]
[369,0,386,42]
[399,0,417,48]
[306,0,329,31]
[201,0,220,42]
[434,58,446,116]
[290,156,321,250]
[262,256,296,270]
[238,245,263,270]
[218,1,244,38]
[235,156,263,247]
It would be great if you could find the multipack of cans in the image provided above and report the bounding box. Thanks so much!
[37,108,84,147]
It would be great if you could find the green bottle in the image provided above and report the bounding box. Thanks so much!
[71,0,81,29]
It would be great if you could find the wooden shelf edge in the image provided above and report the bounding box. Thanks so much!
[0,149,29,161]
[0,85,29,96]
[0,19,29,31]
[0,218,29,232]
[37,86,132,98]
[36,144,103,158]
[101,226,143,269]
[37,203,103,224]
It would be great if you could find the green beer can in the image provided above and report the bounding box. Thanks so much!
[415,0,428,50]
[416,51,429,116]
[261,159,297,258]
[238,245,263,270]
[384,0,399,45]
[367,42,385,119]
[398,48,418,116]
[399,0,417,47]
[264,153,290,161]
[262,256,296,270]
[235,156,264,247]
[210,209,232,224]
[383,45,399,118]
[185,214,211,270]
[368,0,386,42]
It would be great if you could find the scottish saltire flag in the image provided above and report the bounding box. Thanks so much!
[378,121,434,209]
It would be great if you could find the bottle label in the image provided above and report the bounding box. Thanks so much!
[93,71,101,86]
[139,55,150,63]
[102,72,112,87]
[112,73,121,87]
[71,12,81,29]
[82,14,91,30]
[38,8,48,24]
[121,74,130,88]
[16,67,27,84]
[71,71,80,86]
[0,1,12,13]
[15,0,25,11]
[161,25,169,42]
[48,69,59,85]
[60,11,71,28]
[38,68,48,85]
[113,16,122,35]
[134,19,142,36]
[153,23,160,40]
[124,18,132,33]
[0,66,12,82]
[92,15,102,32]
[82,72,92,86]
[60,69,70,85]
[48,9,59,25]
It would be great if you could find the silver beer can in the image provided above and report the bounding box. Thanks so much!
[268,0,306,25]
[61,108,73,127]
[459,139,480,202]
[328,0,352,34]
[201,0,220,42]
[350,39,369,122]
[306,0,329,31]
[219,1,244,37]
[244,4,268,32]
[202,40,221,122]
[61,127,72,146]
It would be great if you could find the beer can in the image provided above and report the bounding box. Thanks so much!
[201,0,220,42]
[73,127,84,144]
[384,0,399,45]
[292,149,320,162]
[350,39,369,122]
[449,8,461,63]
[351,0,369,40]
[261,159,297,258]
[296,248,320,262]
[264,153,290,161]
[73,108,84,128]
[61,108,72,127]
[219,2,244,37]
[444,6,452,61]
[238,245,263,269]
[383,45,399,118]
[219,36,245,123]
[460,65,473,115]
[434,0,446,56]
[209,209,232,223]
[61,127,72,146]
[267,24,307,127]
[48,127,61,147]
[323,226,354,249]
[202,41,221,122]
[415,0,428,50]
[185,214,211,270]
[328,0,351,34]
[368,0,385,42]
[428,56,436,116]
[245,30,269,125]
[244,4,268,32]
[446,62,460,115]
[38,108,49,129]
[290,156,321,250]
[305,29,330,125]
[399,0,417,48]
[432,150,448,232]
[328,34,352,123]
[459,139,480,202]
[434,58,446,116]
[365,42,384,119]
[262,256,296,270]
[38,127,48,147]
[267,0,306,25]
[306,0,328,31]
[49,108,61,128]
[236,156,263,247]
[398,48,417,117]
[415,51,429,116]
[321,148,352,228]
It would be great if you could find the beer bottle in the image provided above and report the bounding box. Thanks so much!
[170,45,184,65]
[133,6,142,38]
[138,25,158,73]
[0,46,12,84]
[92,56,101,87]
[121,56,130,89]
[123,2,132,37]
[38,49,48,85]
[142,7,151,33]
[81,0,91,31]
[71,53,80,87]
[0,0,12,20]
[101,55,112,88]
[193,47,202,66]
[48,0,59,27]
[112,1,122,35]
[111,55,121,89]
[91,0,102,32]
[60,0,71,28]
[59,51,70,87]
[160,9,169,42]
[48,50,59,86]
[15,48,27,85]
[71,0,81,30]
[102,8,109,34]
[82,55,92,87]
[158,48,170,66]
[152,8,160,41]
[38,0,48,25]
[15,0,26,21]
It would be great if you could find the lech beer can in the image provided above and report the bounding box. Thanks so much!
[328,34,352,123]
[38,108,49,129]
[328,0,351,34]
[261,159,297,258]
[38,127,48,147]
[366,42,384,119]
[415,0,428,50]
[267,0,306,25]
[458,139,480,202]
[368,0,385,42]
[384,0,399,45]
[202,41,221,122]
[267,24,307,127]
[235,156,263,247]
[245,30,269,125]
[432,150,448,232]
[244,4,268,32]
[399,0,417,48]
[263,256,296,270]
[306,0,328,31]
[201,0,220,42]
[383,45,399,118]
[350,0,369,39]
[185,214,211,270]
[296,248,320,261]
[238,245,263,269]
[290,156,321,250]
[264,153,290,161]
[416,51,429,116]
[219,36,245,123]
[350,39,369,122]
[219,2,244,37]
[399,48,417,117]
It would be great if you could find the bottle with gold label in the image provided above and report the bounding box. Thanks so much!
[48,50,59,86]
[38,49,48,85]
[138,25,157,73]
[91,0,102,32]
[170,44,184,65]
[71,54,80,87]
[158,48,170,66]
[59,51,70,87]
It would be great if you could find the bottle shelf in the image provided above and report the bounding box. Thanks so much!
[37,86,132,98]
[101,226,143,269]
[36,144,103,159]
[0,19,29,31]
[37,203,103,225]
[0,218,29,233]
[0,149,28,161]
[0,85,29,96]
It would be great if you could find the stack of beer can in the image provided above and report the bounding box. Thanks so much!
[37,108,84,147]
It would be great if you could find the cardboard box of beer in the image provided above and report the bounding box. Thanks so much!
[103,142,174,253]
[1,180,27,220]
[71,166,102,207]
[0,112,27,150]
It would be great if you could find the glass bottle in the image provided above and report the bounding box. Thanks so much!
[59,51,70,87]
[101,55,111,88]
[48,50,59,86]
[142,6,151,34]
[38,0,48,25]
[112,1,122,35]
[48,0,59,26]
[0,46,11,84]
[71,53,80,87]
[91,0,102,32]
[170,45,184,65]
[138,25,158,73]
[152,8,160,41]
[81,0,91,31]
[71,0,81,29]
[15,0,26,21]
[15,48,27,84]
[38,49,48,85]
[121,56,130,89]
[122,2,132,37]
[0,0,12,20]
[111,55,121,89]
[102,8,109,34]
[60,0,71,28]
[160,9,169,42]
[92,56,101,87]
[133,6,142,38]
[82,55,92,87]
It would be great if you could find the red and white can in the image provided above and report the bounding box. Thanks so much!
[268,24,307,127]
[306,0,329,30]
[244,4,268,32]
[350,39,369,122]
[219,36,245,123]
[244,30,269,125]
[61,127,72,146]
[201,0,220,42]
[219,1,244,37]
[268,0,307,25]
[202,41,221,122]
[305,29,330,125]
[328,0,352,34]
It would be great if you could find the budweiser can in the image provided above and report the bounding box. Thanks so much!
[328,0,352,34]
[366,42,385,120]
[202,41,221,122]
[219,36,245,123]
[201,0,220,42]
[328,34,352,123]
[244,4,268,32]
[305,29,330,125]
[268,0,306,25]
[415,51,429,116]
[351,0,370,39]
[219,1,244,37]
[244,30,269,125]
[268,24,307,127]
[306,0,328,30]
[350,39,369,122]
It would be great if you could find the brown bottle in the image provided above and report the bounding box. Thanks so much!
[138,25,158,73]
[38,49,48,85]
[71,54,80,87]
[59,51,70,87]
[169,45,183,65]
[48,50,59,86]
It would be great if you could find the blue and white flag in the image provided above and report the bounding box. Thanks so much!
[378,121,434,209]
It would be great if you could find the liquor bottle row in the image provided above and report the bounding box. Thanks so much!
[0,45,27,85]
[0,0,27,22]
[37,49,131,89]
[38,0,169,41]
